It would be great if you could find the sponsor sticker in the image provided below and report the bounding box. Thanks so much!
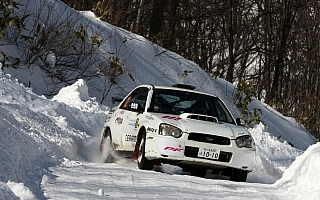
[156,138,185,157]
[164,146,184,152]
[147,127,157,133]
[145,115,154,121]
[135,118,139,128]
[125,134,137,142]
[128,119,135,126]
[130,103,139,109]
[162,116,182,121]
[115,117,123,124]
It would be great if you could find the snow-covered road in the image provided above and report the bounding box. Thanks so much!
[43,159,282,200]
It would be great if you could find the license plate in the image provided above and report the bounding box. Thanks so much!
[197,148,220,160]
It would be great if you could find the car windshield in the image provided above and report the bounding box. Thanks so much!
[148,89,235,124]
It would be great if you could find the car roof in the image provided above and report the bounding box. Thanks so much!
[137,84,218,98]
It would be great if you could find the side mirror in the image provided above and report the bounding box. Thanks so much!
[236,118,246,126]
[112,96,123,104]
[128,102,144,113]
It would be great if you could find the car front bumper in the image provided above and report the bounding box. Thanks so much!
[144,133,255,171]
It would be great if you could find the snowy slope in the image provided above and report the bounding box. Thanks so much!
[0,0,319,199]
[3,0,315,150]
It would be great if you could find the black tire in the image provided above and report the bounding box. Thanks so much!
[137,131,154,170]
[229,169,248,182]
[101,129,116,163]
[189,169,207,178]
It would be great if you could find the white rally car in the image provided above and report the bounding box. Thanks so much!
[99,84,255,182]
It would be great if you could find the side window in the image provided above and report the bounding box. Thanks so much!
[120,87,148,111]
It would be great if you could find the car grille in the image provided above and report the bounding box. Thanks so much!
[184,146,232,162]
[188,133,231,145]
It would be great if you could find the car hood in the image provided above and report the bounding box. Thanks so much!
[151,113,243,139]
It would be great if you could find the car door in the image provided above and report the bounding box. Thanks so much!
[116,87,149,149]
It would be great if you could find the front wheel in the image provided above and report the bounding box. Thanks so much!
[229,169,248,182]
[189,169,207,178]
[137,131,154,170]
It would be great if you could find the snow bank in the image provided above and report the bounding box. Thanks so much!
[274,143,320,199]
[248,123,303,183]
[52,79,100,112]
[51,79,108,134]
[7,181,35,200]
[0,182,19,200]
[0,71,107,198]
[53,79,90,102]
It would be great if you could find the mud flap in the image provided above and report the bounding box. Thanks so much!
[132,141,140,162]
[99,139,104,152]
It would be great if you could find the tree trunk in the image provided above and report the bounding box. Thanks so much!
[149,0,165,38]
[226,0,235,83]
[270,0,295,102]
[134,0,145,33]
[164,0,179,48]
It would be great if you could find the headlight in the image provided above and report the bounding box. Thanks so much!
[236,135,255,148]
[159,124,183,138]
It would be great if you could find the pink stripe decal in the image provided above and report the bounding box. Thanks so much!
[162,116,182,121]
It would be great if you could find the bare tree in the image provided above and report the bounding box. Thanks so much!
[15,0,320,137]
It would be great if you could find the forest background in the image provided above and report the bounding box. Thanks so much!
[2,0,320,138]
[65,0,319,137]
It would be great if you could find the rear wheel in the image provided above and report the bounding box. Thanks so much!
[100,129,116,163]
[229,169,248,182]
[137,131,154,170]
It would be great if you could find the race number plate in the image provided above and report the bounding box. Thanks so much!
[198,148,220,160]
